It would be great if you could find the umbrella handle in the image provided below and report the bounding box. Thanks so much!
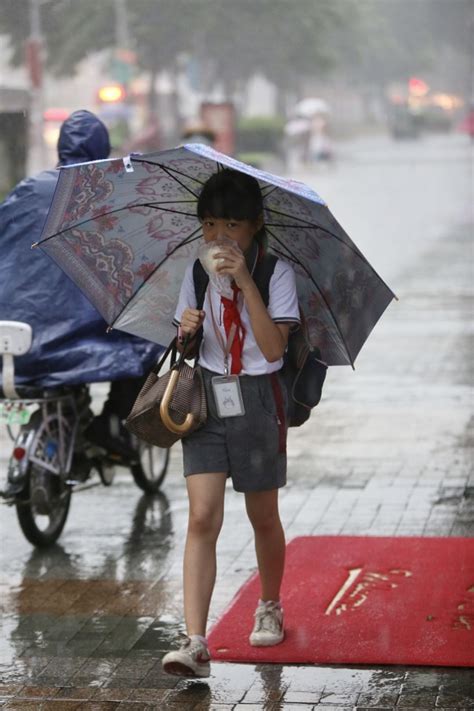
[159,368,195,434]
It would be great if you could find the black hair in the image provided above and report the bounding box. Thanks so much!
[197,168,267,249]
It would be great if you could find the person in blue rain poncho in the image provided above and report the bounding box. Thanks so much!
[0,109,161,454]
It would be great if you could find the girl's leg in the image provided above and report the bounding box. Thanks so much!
[244,488,285,601]
[184,472,227,637]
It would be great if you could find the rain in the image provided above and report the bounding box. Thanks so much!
[0,0,473,707]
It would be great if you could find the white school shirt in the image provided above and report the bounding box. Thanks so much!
[173,258,300,375]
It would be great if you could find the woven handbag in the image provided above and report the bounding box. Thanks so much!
[125,336,207,448]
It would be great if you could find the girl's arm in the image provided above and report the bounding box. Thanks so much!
[176,309,205,355]
[240,278,289,362]
[174,262,205,355]
[216,246,289,362]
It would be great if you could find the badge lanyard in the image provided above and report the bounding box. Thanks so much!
[208,291,246,418]
[208,293,239,376]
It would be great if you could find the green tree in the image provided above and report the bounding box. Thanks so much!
[1,0,469,113]
[340,0,472,87]
[0,0,116,75]
[0,0,356,97]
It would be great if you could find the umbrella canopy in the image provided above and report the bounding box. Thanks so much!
[295,97,331,117]
[36,143,396,367]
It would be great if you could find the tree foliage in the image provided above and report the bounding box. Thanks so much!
[342,0,472,86]
[0,0,470,95]
[0,0,356,89]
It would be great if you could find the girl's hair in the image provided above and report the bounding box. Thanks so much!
[197,168,267,249]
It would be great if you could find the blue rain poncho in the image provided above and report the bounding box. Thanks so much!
[0,110,161,387]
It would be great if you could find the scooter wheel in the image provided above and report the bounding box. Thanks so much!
[130,442,170,493]
[16,463,71,547]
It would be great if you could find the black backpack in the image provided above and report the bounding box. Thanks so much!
[192,255,327,427]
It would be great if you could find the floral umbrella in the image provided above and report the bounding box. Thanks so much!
[36,143,396,367]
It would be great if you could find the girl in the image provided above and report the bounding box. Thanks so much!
[161,168,300,678]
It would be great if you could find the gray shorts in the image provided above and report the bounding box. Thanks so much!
[182,367,288,492]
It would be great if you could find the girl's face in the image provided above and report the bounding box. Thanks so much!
[201,215,263,252]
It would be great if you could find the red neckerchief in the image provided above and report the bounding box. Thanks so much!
[219,244,264,374]
[221,283,246,374]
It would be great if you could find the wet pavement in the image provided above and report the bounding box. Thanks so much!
[0,134,473,709]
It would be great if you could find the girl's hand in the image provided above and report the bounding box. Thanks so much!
[179,308,205,339]
[214,245,252,289]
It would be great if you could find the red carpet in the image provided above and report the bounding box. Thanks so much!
[208,536,474,667]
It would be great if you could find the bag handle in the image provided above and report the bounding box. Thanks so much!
[151,333,192,375]
[173,334,193,370]
[156,332,196,435]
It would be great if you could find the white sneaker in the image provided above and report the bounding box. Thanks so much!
[161,634,211,677]
[249,600,285,646]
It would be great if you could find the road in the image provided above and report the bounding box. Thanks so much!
[0,131,473,709]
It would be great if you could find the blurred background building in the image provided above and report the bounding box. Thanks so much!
[0,0,472,196]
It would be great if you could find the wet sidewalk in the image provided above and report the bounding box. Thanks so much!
[0,222,473,709]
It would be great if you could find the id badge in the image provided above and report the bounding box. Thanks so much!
[211,375,245,418]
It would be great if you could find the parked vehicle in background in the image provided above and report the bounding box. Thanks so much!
[1,321,170,548]
[388,102,421,140]
[458,102,474,139]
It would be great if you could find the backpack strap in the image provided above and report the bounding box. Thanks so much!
[193,259,209,310]
[184,260,209,360]
[252,252,278,307]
